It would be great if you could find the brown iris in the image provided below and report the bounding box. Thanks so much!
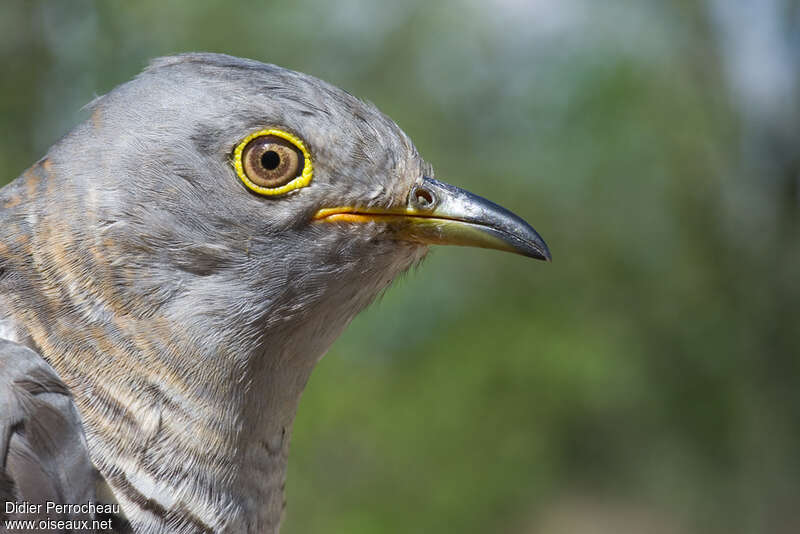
[241,135,305,188]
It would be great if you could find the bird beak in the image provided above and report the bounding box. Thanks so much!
[313,176,551,261]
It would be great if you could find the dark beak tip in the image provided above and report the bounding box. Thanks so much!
[528,244,552,262]
[517,229,551,262]
[540,241,552,262]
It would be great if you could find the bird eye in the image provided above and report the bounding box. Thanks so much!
[233,129,313,196]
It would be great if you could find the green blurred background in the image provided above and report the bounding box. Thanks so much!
[2,1,799,533]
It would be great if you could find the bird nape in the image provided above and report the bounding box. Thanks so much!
[0,53,549,534]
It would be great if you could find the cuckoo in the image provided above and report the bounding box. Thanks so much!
[0,53,549,533]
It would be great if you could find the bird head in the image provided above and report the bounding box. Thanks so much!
[36,53,549,360]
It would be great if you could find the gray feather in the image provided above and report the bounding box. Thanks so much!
[0,340,96,531]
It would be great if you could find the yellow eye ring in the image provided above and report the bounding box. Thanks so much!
[233,128,313,196]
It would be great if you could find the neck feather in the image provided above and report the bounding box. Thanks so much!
[0,158,425,533]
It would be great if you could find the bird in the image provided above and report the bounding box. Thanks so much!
[0,53,549,533]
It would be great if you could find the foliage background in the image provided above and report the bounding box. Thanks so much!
[2,1,799,533]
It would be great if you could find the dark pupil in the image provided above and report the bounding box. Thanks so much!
[261,150,280,170]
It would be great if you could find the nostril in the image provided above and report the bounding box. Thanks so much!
[411,185,436,209]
